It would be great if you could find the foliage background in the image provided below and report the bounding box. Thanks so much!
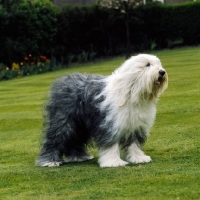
[0,0,57,66]
[1,1,200,67]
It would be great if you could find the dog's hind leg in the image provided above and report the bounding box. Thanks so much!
[64,145,94,163]
[35,133,65,167]
[36,150,63,167]
[36,113,70,167]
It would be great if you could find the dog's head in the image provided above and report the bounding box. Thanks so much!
[110,54,168,105]
[130,54,168,100]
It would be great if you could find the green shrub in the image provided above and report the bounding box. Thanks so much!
[54,2,200,61]
[1,1,200,75]
[0,55,55,80]
[136,2,200,49]
[0,63,18,80]
[0,0,57,66]
[55,5,125,63]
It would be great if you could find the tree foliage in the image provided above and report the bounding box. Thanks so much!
[98,0,143,57]
[98,0,143,11]
[1,1,200,67]
[0,0,57,65]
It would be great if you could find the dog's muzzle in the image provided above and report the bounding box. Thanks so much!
[155,70,166,85]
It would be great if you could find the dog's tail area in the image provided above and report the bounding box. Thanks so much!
[35,123,66,167]
[35,98,68,167]
[35,114,69,167]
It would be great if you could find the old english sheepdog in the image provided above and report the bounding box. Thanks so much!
[36,54,168,168]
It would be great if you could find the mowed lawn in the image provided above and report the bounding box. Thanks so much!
[0,47,200,200]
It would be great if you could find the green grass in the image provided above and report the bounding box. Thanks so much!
[1,47,200,200]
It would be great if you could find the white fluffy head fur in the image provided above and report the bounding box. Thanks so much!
[102,54,168,106]
[98,54,168,141]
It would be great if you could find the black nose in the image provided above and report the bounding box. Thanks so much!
[159,70,165,76]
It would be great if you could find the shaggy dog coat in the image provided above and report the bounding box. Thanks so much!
[36,54,168,167]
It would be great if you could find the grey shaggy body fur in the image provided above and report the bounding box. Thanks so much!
[36,73,146,166]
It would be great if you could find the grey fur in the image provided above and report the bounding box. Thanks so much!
[36,73,146,166]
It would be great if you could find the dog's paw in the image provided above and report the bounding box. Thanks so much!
[99,158,129,168]
[64,155,94,163]
[127,155,151,164]
[41,161,62,167]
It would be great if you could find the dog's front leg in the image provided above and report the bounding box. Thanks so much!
[125,143,151,164]
[98,143,128,167]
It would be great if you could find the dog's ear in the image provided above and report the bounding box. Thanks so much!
[109,75,133,107]
[115,88,131,107]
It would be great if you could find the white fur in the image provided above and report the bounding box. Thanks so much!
[126,143,152,164]
[99,54,167,137]
[42,162,62,167]
[40,156,94,167]
[97,54,168,167]
[98,143,128,167]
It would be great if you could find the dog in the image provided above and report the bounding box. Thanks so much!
[36,54,168,167]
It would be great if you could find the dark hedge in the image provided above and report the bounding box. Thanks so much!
[0,0,57,66]
[0,1,200,66]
